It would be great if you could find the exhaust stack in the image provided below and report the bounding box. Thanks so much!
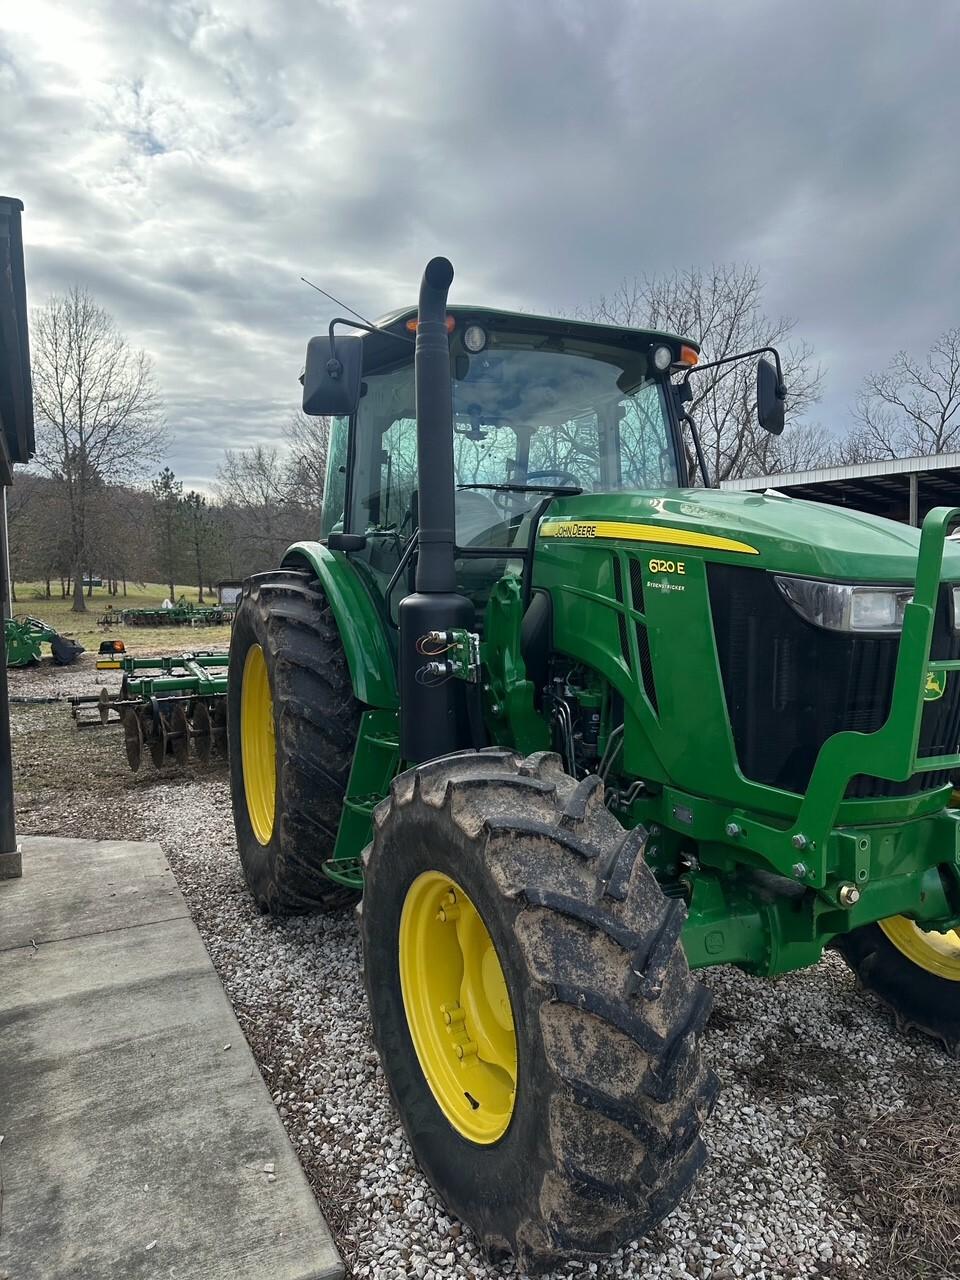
[398,257,476,763]
[414,256,458,594]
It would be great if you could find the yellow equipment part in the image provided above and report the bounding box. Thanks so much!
[399,871,517,1143]
[240,642,276,845]
[879,916,960,982]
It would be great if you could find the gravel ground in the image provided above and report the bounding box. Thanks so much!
[9,654,960,1280]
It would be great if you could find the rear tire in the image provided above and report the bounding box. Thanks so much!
[229,569,361,914]
[361,748,717,1271]
[834,919,960,1055]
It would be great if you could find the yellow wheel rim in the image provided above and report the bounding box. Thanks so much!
[240,643,276,845]
[879,916,960,982]
[399,871,517,1144]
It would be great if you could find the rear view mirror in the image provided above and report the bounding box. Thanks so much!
[757,357,786,436]
[302,333,363,417]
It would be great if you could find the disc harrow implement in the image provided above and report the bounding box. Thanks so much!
[78,652,230,772]
[98,597,237,629]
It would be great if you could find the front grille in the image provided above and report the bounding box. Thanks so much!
[708,565,960,799]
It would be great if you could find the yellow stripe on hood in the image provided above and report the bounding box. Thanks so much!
[538,519,759,555]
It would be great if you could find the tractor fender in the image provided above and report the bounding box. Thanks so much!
[281,541,398,708]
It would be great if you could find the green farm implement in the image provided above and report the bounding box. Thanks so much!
[99,598,235,629]
[75,652,228,770]
[4,615,83,667]
[227,257,960,1268]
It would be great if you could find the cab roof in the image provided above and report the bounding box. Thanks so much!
[372,303,698,354]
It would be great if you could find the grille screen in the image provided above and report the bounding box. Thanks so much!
[708,564,960,799]
[635,620,659,713]
[611,556,629,664]
[629,557,646,613]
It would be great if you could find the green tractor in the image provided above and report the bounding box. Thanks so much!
[228,258,960,1269]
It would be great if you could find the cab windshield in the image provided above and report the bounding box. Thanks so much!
[342,331,679,552]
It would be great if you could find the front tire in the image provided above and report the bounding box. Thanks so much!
[835,918,960,1054]
[228,569,361,914]
[361,749,717,1271]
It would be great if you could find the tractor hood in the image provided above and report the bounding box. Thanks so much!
[539,487,960,583]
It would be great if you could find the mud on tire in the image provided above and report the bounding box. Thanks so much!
[360,748,718,1271]
[228,568,361,914]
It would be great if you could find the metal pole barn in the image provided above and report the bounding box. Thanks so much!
[0,196,35,877]
[0,488,15,865]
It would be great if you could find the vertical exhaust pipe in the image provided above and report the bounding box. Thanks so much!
[414,256,457,594]
[398,257,476,763]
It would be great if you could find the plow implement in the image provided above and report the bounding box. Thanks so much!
[73,652,229,772]
[5,616,84,667]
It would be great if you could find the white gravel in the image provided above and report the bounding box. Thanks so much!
[10,655,960,1280]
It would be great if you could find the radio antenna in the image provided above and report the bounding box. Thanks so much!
[300,276,375,328]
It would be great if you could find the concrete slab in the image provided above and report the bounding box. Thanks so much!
[0,836,343,1280]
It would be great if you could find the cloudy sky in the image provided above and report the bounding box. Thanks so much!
[2,0,958,489]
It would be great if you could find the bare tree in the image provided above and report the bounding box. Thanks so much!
[182,490,218,601]
[218,445,288,512]
[283,410,329,513]
[88,484,154,596]
[6,473,70,602]
[851,328,960,461]
[589,265,824,481]
[753,421,838,476]
[152,467,185,599]
[31,287,165,611]
[217,444,305,569]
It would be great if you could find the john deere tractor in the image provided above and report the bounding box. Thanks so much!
[229,258,960,1269]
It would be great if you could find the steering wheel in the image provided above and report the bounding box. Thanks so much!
[524,469,580,488]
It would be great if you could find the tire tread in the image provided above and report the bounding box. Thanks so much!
[364,749,716,1271]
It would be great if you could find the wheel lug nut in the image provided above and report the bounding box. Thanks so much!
[455,1041,478,1061]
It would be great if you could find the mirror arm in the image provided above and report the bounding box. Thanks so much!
[680,410,712,488]
[326,316,414,378]
[326,317,380,379]
[682,344,786,395]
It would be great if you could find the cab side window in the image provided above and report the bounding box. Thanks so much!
[380,416,418,537]
[320,415,349,538]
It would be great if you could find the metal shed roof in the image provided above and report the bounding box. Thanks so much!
[720,452,960,526]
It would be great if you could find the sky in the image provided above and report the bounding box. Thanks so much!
[2,0,958,490]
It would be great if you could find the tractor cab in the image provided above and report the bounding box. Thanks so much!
[314,306,701,615]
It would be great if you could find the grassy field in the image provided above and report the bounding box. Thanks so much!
[10,580,233,651]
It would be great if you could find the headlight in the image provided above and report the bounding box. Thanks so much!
[775,576,913,633]
[463,324,487,353]
[650,343,673,372]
